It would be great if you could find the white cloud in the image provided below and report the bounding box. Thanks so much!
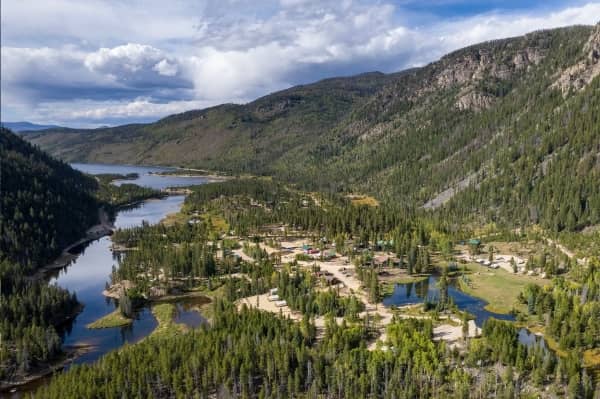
[428,3,600,55]
[153,59,179,76]
[0,0,201,48]
[31,98,222,127]
[85,44,163,73]
[1,0,599,125]
[84,43,185,86]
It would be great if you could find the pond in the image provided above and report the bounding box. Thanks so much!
[382,275,548,350]
[383,275,514,326]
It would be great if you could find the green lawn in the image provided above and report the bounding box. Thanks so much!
[151,303,188,338]
[457,264,547,314]
[87,309,133,329]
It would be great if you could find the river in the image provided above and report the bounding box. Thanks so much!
[8,164,210,397]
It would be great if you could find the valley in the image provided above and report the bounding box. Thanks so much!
[1,19,599,399]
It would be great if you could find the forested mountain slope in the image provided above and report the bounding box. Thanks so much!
[28,24,600,232]
[1,128,100,385]
[0,128,99,270]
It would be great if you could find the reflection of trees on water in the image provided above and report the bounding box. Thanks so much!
[120,322,135,342]
[415,277,430,299]
[405,282,413,298]
[111,251,122,262]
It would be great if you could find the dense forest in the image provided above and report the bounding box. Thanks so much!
[0,127,99,270]
[0,129,99,384]
[34,294,596,398]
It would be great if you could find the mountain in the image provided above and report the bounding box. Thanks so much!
[27,24,600,232]
[0,128,99,270]
[1,121,62,132]
[0,128,101,384]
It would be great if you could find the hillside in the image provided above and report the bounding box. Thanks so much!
[28,24,600,232]
[0,128,102,386]
[0,128,99,270]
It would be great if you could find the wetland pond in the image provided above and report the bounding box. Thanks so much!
[383,275,548,351]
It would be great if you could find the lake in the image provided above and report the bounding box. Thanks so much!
[71,163,211,190]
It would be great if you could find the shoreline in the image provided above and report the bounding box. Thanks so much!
[148,166,232,181]
[455,277,512,315]
[0,344,92,393]
[32,209,115,280]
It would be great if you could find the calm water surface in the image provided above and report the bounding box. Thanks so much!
[8,164,208,397]
[383,275,547,349]
[71,162,209,189]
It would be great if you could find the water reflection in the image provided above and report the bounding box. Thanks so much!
[383,275,514,327]
[71,163,209,190]
[518,328,548,352]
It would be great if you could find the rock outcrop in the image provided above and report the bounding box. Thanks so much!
[456,90,495,111]
[552,23,600,95]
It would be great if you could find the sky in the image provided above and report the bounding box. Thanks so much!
[1,1,599,127]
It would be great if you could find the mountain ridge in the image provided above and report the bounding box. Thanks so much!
[27,23,600,232]
[1,121,62,132]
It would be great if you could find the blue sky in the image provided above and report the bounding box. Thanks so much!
[1,0,598,127]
